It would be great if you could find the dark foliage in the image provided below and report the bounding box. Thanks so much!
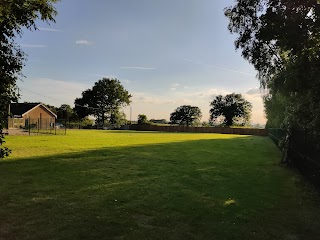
[225,0,320,163]
[74,78,131,127]
[170,105,202,126]
[0,0,58,158]
[209,93,252,126]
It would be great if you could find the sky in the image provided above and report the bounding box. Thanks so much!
[16,0,266,124]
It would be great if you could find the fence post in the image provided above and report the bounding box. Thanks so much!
[28,117,31,136]
[37,118,40,134]
[49,118,52,134]
[65,119,67,135]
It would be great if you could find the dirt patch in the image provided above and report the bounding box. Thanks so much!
[6,129,34,136]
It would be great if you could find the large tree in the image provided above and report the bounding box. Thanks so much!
[209,93,252,126]
[74,78,131,127]
[0,0,58,158]
[137,114,148,125]
[170,105,202,126]
[225,0,320,160]
[56,104,78,121]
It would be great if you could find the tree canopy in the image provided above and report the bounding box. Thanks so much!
[209,93,252,126]
[56,104,78,121]
[225,0,320,160]
[137,114,148,125]
[74,78,131,127]
[170,105,202,126]
[0,0,58,158]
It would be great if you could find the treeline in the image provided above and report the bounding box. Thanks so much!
[137,93,253,127]
[47,79,253,129]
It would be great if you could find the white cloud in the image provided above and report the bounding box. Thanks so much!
[20,44,47,48]
[38,27,61,32]
[91,74,118,79]
[183,58,256,77]
[90,75,133,85]
[182,58,193,62]
[120,67,156,70]
[243,93,266,124]
[170,83,181,91]
[247,87,269,95]
[18,78,90,107]
[206,64,256,77]
[179,88,229,100]
[132,92,174,105]
[246,87,261,95]
[75,40,93,45]
[122,79,133,85]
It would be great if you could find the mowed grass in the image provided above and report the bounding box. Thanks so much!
[1,130,320,240]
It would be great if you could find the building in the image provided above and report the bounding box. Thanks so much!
[8,103,57,129]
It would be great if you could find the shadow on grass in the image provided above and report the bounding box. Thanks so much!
[0,137,319,240]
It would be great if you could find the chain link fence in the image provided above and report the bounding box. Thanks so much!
[8,117,67,135]
[28,118,66,135]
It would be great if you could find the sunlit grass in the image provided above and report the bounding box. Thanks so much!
[224,199,237,206]
[5,130,245,159]
[1,130,320,240]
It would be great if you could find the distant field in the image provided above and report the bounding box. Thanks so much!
[1,130,320,240]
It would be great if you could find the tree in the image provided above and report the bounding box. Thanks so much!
[137,114,148,125]
[56,104,78,121]
[109,110,127,127]
[224,1,320,130]
[74,94,92,120]
[170,105,202,126]
[44,104,58,115]
[209,93,252,126]
[0,0,58,158]
[74,78,132,127]
[225,0,320,162]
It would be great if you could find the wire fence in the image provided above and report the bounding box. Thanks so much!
[28,118,66,135]
[268,128,320,188]
[8,117,67,135]
[8,117,98,134]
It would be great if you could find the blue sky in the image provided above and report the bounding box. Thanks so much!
[17,0,266,124]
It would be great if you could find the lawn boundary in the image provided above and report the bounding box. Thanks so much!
[129,125,267,136]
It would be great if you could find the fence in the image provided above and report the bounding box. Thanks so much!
[7,118,24,129]
[64,120,95,129]
[9,117,67,135]
[129,124,267,136]
[268,128,320,188]
[28,118,66,135]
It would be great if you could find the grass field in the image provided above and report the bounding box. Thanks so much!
[1,130,320,240]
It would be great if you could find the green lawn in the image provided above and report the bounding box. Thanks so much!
[1,130,320,240]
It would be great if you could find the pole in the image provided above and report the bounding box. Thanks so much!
[130,106,132,125]
[8,103,10,129]
[49,118,52,134]
[28,117,30,136]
